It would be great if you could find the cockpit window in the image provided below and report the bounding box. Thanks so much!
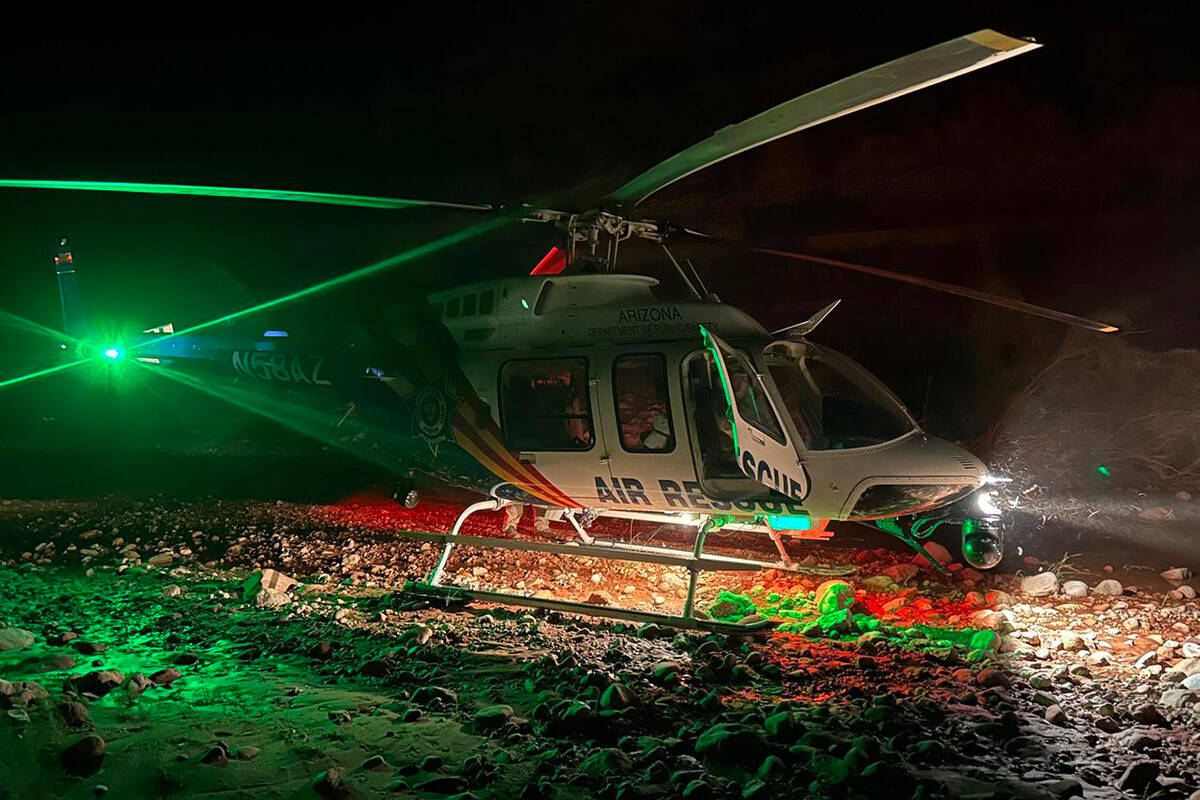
[764,342,915,450]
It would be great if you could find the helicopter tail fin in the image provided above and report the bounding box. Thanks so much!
[53,237,90,338]
[772,299,841,339]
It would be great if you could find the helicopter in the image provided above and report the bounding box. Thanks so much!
[1,29,1120,628]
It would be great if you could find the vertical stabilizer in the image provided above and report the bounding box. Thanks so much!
[53,237,89,337]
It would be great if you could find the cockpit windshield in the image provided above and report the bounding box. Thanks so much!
[763,341,916,450]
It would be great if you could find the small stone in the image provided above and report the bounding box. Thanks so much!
[882,564,918,583]
[1021,572,1059,597]
[1060,631,1085,652]
[414,776,468,794]
[579,747,633,777]
[243,568,297,599]
[912,541,953,567]
[149,668,182,687]
[147,552,173,566]
[69,670,124,698]
[976,668,1010,688]
[201,746,228,766]
[1161,567,1191,582]
[969,629,999,653]
[1117,761,1159,794]
[1046,778,1083,799]
[1093,579,1123,596]
[236,746,262,761]
[58,701,91,728]
[473,704,514,730]
[599,683,638,711]
[695,723,766,767]
[315,768,351,799]
[1044,704,1068,726]
[62,735,106,776]
[1131,703,1167,726]
[362,755,388,771]
[1061,580,1088,598]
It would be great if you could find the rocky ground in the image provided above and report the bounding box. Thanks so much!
[1,493,1198,800]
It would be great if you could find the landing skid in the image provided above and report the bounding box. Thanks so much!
[402,582,776,634]
[386,499,852,632]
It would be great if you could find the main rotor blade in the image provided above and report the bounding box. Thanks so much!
[609,30,1039,206]
[0,179,493,211]
[683,230,1119,333]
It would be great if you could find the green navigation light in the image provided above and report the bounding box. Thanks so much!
[768,514,813,531]
[103,347,121,360]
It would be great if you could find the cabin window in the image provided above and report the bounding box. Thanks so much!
[763,341,915,450]
[613,354,674,453]
[685,353,742,479]
[718,347,786,445]
[445,296,461,318]
[500,358,594,451]
[462,293,477,316]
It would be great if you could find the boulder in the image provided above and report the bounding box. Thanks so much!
[0,628,36,651]
[815,580,855,615]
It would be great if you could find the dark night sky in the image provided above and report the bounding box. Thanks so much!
[1,4,1198,446]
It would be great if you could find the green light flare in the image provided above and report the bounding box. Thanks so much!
[0,358,90,390]
[133,361,400,473]
[1096,465,1111,477]
[103,347,122,360]
[0,308,78,346]
[0,179,491,211]
[136,218,509,350]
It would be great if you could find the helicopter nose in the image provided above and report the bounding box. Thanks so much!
[940,438,989,486]
[891,434,990,484]
[830,434,992,521]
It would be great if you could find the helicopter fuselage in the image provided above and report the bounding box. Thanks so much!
[130,273,988,533]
